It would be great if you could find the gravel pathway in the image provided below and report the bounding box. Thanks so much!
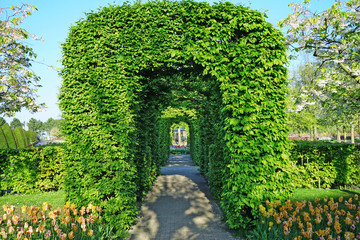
[127,154,240,240]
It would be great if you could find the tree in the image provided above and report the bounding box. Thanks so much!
[43,118,55,134]
[0,4,45,116]
[27,118,42,133]
[10,118,22,129]
[50,127,61,139]
[279,0,360,82]
[287,61,321,139]
[43,118,63,137]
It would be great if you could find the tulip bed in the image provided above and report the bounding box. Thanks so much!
[0,202,127,240]
[249,195,360,240]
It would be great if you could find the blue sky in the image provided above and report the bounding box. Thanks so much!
[2,0,332,125]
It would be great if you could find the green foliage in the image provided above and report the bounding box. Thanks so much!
[10,118,22,129]
[207,143,226,200]
[0,146,64,195]
[0,117,6,127]
[36,146,65,191]
[60,0,290,230]
[43,118,63,135]
[2,123,17,149]
[21,127,29,146]
[13,127,26,148]
[25,130,37,144]
[27,118,43,133]
[290,141,360,188]
[0,127,8,149]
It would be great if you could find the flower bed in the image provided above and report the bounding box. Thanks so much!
[251,195,360,240]
[0,201,125,239]
[169,145,190,155]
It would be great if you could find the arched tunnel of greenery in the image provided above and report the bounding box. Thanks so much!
[59,0,293,230]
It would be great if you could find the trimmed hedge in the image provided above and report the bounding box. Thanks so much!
[0,125,36,149]
[0,146,64,195]
[290,141,360,188]
[25,130,37,145]
[13,127,26,149]
[2,123,17,149]
[60,0,290,230]
[0,128,8,149]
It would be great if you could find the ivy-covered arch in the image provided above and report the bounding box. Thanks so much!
[60,0,292,230]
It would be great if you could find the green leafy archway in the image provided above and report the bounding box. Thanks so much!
[60,0,292,230]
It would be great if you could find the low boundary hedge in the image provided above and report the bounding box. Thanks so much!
[290,141,360,188]
[0,146,64,195]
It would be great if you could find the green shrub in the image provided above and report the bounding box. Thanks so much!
[290,141,360,188]
[0,127,8,149]
[13,127,26,149]
[207,143,227,200]
[25,130,37,145]
[0,146,65,194]
[12,129,19,148]
[20,127,29,146]
[2,123,17,149]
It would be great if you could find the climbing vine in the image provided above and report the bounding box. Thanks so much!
[60,0,291,230]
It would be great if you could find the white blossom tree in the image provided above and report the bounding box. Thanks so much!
[290,60,360,141]
[0,4,44,116]
[279,0,360,82]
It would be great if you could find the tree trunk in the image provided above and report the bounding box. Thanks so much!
[314,125,317,141]
[351,122,355,144]
[344,126,347,143]
[337,128,341,143]
[310,127,313,141]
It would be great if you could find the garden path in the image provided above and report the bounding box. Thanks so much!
[128,154,240,240]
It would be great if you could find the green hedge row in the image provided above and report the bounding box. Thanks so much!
[290,141,360,189]
[0,146,64,195]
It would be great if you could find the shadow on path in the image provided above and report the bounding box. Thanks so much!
[128,155,240,240]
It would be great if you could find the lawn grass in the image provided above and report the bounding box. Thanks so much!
[1,188,359,210]
[292,188,360,202]
[0,190,65,211]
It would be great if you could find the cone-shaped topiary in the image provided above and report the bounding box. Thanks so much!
[0,127,8,149]
[14,127,26,149]
[21,128,29,146]
[2,123,17,149]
